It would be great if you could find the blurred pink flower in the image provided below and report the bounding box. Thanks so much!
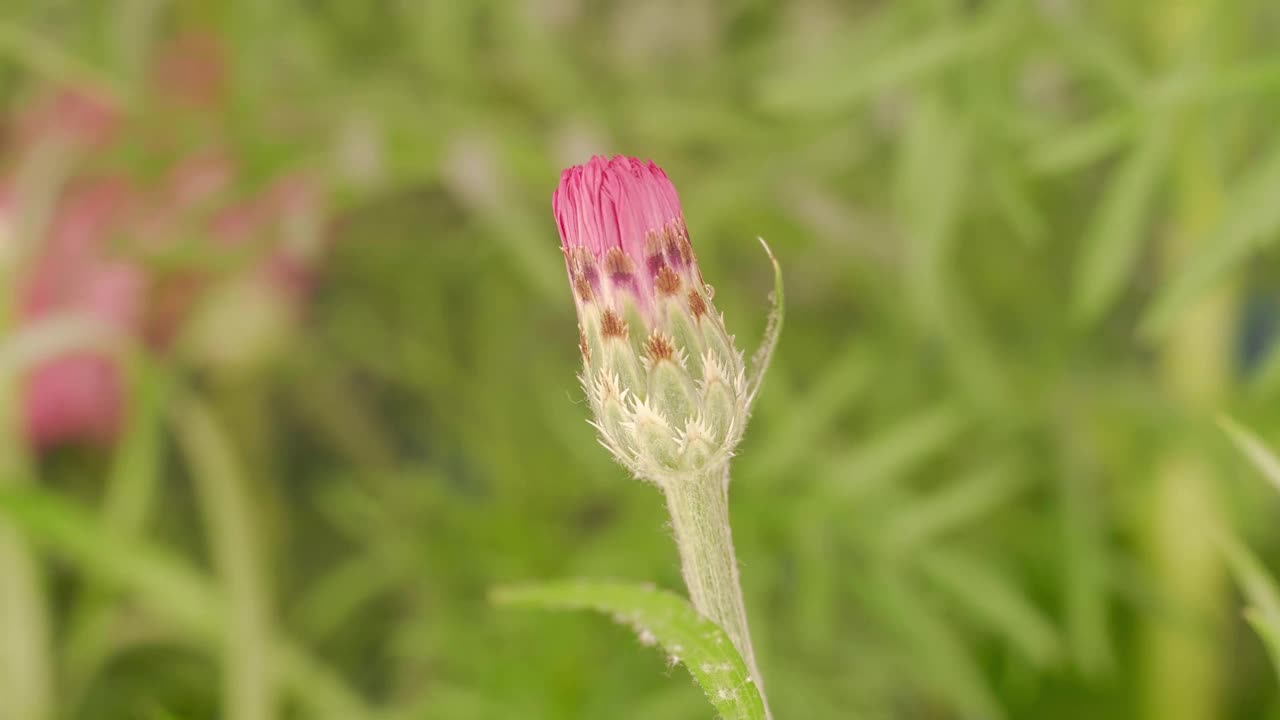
[12,181,144,448]
[6,31,328,450]
[15,87,118,149]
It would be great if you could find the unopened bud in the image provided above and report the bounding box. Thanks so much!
[553,156,747,483]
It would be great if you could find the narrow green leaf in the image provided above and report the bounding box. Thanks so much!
[988,162,1048,245]
[1216,530,1280,685]
[0,485,375,720]
[1219,415,1280,494]
[745,346,872,484]
[882,461,1027,553]
[758,25,984,114]
[1045,17,1144,97]
[746,237,784,413]
[1055,428,1112,675]
[64,359,169,694]
[174,397,277,720]
[1072,118,1172,325]
[1212,402,1280,684]
[1143,142,1280,337]
[1209,57,1280,102]
[919,547,1061,668]
[870,569,1006,719]
[493,580,767,720]
[896,94,970,330]
[829,407,965,499]
[1028,111,1136,176]
[0,21,126,101]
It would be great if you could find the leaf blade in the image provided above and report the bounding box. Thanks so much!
[1072,118,1172,325]
[1142,142,1280,336]
[746,237,784,414]
[493,580,767,720]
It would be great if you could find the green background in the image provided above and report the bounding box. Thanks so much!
[4,1,1280,718]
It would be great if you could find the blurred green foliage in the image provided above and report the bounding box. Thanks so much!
[4,0,1280,718]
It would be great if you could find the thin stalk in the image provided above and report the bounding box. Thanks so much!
[0,298,51,720]
[0,472,51,720]
[1136,4,1236,718]
[174,394,276,720]
[0,117,77,720]
[1142,84,1234,720]
[663,464,770,718]
[65,358,168,705]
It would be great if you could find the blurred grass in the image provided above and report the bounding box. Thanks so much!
[2,0,1280,718]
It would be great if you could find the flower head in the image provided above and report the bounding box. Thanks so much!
[553,156,746,482]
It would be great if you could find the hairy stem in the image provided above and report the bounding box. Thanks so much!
[663,465,770,717]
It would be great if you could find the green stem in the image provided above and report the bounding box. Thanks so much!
[0,113,77,720]
[175,395,276,720]
[65,359,168,705]
[1139,6,1233,720]
[0,315,49,720]
[0,521,51,720]
[1142,82,1233,720]
[663,465,770,718]
[0,277,49,720]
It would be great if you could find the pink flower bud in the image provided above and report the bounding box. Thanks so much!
[553,156,745,480]
[553,155,702,321]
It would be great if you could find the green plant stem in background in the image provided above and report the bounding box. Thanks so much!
[64,359,168,705]
[175,395,276,720]
[1139,3,1236,718]
[0,117,77,720]
[0,231,43,720]
[663,465,770,718]
[0,320,50,720]
[1142,118,1234,720]
[0,461,51,720]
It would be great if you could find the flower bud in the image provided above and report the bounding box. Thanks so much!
[553,156,746,483]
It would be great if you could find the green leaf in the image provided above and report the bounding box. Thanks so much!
[0,20,126,101]
[1055,425,1113,675]
[870,569,1006,719]
[895,94,970,330]
[744,346,871,484]
[1028,111,1136,176]
[829,407,965,499]
[758,24,985,114]
[1215,418,1280,681]
[493,580,768,720]
[919,547,1061,668]
[1216,530,1280,685]
[746,237,784,414]
[64,360,169,691]
[1072,118,1172,325]
[1142,142,1280,337]
[1219,415,1280,494]
[882,461,1027,553]
[0,484,375,720]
